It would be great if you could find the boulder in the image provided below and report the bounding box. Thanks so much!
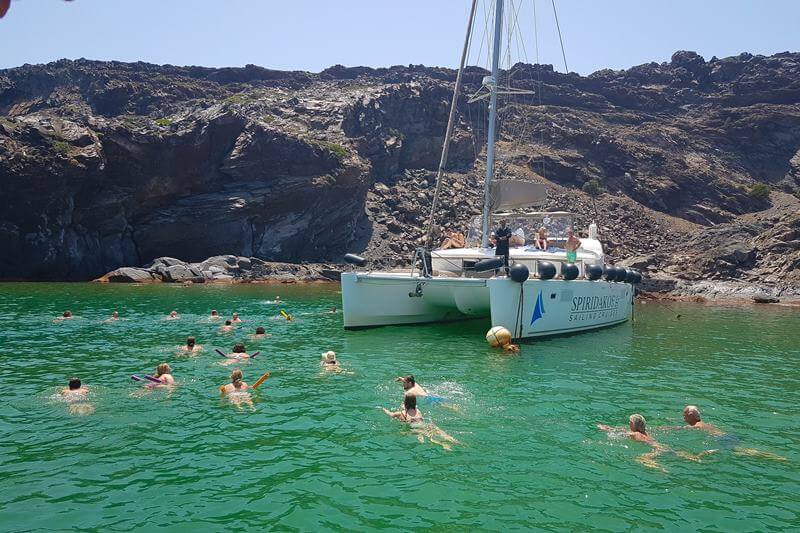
[98,267,155,283]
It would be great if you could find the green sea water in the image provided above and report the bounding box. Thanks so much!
[0,283,798,531]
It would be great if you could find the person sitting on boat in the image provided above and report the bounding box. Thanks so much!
[396,375,428,397]
[321,350,340,371]
[151,363,175,386]
[383,394,423,423]
[181,336,202,353]
[440,229,466,250]
[492,218,512,267]
[510,227,526,247]
[534,226,548,250]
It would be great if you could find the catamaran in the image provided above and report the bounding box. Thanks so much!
[341,0,640,338]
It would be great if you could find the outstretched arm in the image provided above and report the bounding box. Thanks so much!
[636,449,667,472]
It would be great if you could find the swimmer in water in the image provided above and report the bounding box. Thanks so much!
[60,377,94,415]
[151,363,176,386]
[104,311,119,323]
[219,319,234,333]
[383,394,423,423]
[54,310,74,323]
[180,336,202,353]
[321,351,340,371]
[665,405,786,461]
[396,375,428,398]
[249,326,270,340]
[502,342,520,354]
[224,343,252,360]
[166,310,180,320]
[598,414,715,472]
[221,370,254,409]
[209,310,220,320]
[220,368,249,396]
[61,377,89,398]
[231,312,242,323]
[330,306,337,313]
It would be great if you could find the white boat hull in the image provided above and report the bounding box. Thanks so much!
[342,271,633,338]
[341,272,489,329]
[488,278,633,338]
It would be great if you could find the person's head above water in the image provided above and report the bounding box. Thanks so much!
[396,375,415,390]
[231,369,243,384]
[111,311,119,318]
[404,394,417,411]
[211,310,219,316]
[156,363,171,376]
[255,326,265,335]
[683,405,701,425]
[233,312,239,319]
[186,336,196,347]
[68,377,81,390]
[232,343,245,353]
[322,351,337,364]
[169,311,177,317]
[63,310,72,318]
[629,414,647,434]
[225,319,232,326]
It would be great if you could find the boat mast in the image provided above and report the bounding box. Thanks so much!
[425,0,478,248]
[480,0,505,248]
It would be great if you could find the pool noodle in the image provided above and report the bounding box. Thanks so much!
[143,375,163,384]
[252,372,270,389]
[250,351,260,359]
[215,348,227,357]
[131,375,143,381]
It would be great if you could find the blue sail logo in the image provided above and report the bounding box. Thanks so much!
[530,290,545,327]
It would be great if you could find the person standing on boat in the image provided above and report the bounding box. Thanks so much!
[565,229,582,263]
[492,218,512,270]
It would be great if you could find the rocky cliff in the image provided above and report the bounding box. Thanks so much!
[1,52,798,296]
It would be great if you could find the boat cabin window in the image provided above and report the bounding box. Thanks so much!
[465,212,575,247]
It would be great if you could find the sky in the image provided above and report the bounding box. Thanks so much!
[1,0,798,75]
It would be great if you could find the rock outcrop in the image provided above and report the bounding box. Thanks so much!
[1,53,799,296]
[96,255,339,283]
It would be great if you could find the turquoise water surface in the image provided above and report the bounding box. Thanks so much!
[0,283,798,531]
